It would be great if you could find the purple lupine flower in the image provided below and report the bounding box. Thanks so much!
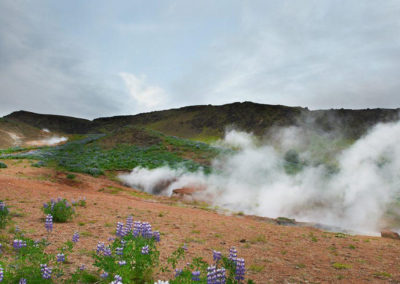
[13,239,26,250]
[43,202,48,208]
[116,247,123,255]
[141,222,152,238]
[111,275,122,284]
[213,250,221,262]
[192,271,201,281]
[141,245,149,255]
[207,266,216,284]
[45,214,53,232]
[174,268,183,278]
[118,260,126,266]
[132,221,142,237]
[120,240,126,247]
[56,253,65,262]
[41,264,52,279]
[126,216,133,232]
[228,247,237,263]
[72,232,79,243]
[235,258,245,281]
[96,242,105,254]
[79,265,85,271]
[108,237,115,241]
[153,231,160,242]
[15,226,20,233]
[103,247,112,256]
[182,243,188,251]
[216,268,226,284]
[116,222,125,237]
[0,201,5,210]
[0,266,3,282]
[100,272,109,278]
[19,278,27,284]
[0,243,2,254]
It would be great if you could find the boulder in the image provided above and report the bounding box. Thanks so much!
[172,184,206,197]
[381,230,400,240]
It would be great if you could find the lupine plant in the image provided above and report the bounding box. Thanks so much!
[42,198,75,222]
[93,220,161,283]
[0,201,9,229]
[0,216,253,283]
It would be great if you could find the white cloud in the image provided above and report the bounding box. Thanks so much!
[119,72,167,109]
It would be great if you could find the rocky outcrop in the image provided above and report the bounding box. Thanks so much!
[381,230,400,240]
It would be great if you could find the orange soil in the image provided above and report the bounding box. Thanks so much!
[1,160,400,283]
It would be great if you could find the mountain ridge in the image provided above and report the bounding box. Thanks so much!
[3,102,400,143]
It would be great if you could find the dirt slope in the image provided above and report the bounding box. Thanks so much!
[0,161,400,283]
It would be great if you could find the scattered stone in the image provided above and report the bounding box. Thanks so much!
[381,230,400,240]
[276,217,296,226]
[240,239,246,243]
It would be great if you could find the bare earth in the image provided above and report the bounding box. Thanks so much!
[1,160,400,283]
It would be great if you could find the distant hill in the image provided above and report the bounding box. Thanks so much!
[3,102,400,147]
[4,110,92,134]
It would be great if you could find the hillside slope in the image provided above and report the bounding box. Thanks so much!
[4,102,400,143]
[1,161,400,283]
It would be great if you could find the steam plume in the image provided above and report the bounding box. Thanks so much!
[120,121,400,235]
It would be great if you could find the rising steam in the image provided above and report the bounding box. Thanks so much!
[120,121,400,235]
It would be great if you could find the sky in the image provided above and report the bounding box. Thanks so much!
[0,0,400,119]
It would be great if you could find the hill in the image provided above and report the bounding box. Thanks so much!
[4,102,400,144]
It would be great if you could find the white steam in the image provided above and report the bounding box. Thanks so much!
[120,121,400,235]
[42,136,68,145]
[27,136,68,146]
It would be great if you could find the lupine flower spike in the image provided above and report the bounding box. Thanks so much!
[72,232,79,243]
[235,258,245,281]
[141,245,149,255]
[41,264,52,279]
[111,275,122,284]
[45,214,53,232]
[192,271,201,281]
[56,253,65,262]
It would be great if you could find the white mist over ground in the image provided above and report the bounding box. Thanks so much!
[120,121,400,235]
[42,136,68,145]
[27,136,68,146]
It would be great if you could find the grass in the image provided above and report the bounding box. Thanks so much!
[373,272,392,279]
[332,262,351,270]
[249,234,267,244]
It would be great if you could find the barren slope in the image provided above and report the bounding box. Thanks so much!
[0,161,400,283]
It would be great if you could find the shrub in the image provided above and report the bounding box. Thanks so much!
[66,174,76,180]
[0,162,7,169]
[42,198,74,222]
[0,201,9,228]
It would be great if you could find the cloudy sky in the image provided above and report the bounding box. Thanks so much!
[1,1,400,119]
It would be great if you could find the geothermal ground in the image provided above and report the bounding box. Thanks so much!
[1,160,400,283]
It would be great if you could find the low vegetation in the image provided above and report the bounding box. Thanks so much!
[0,204,254,283]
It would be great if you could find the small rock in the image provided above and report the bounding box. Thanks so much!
[239,239,246,243]
[381,230,400,240]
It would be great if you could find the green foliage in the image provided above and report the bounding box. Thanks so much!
[0,161,7,168]
[42,199,75,222]
[93,235,160,283]
[0,201,9,228]
[0,230,76,283]
[9,134,215,176]
[332,262,351,270]
[66,173,76,180]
